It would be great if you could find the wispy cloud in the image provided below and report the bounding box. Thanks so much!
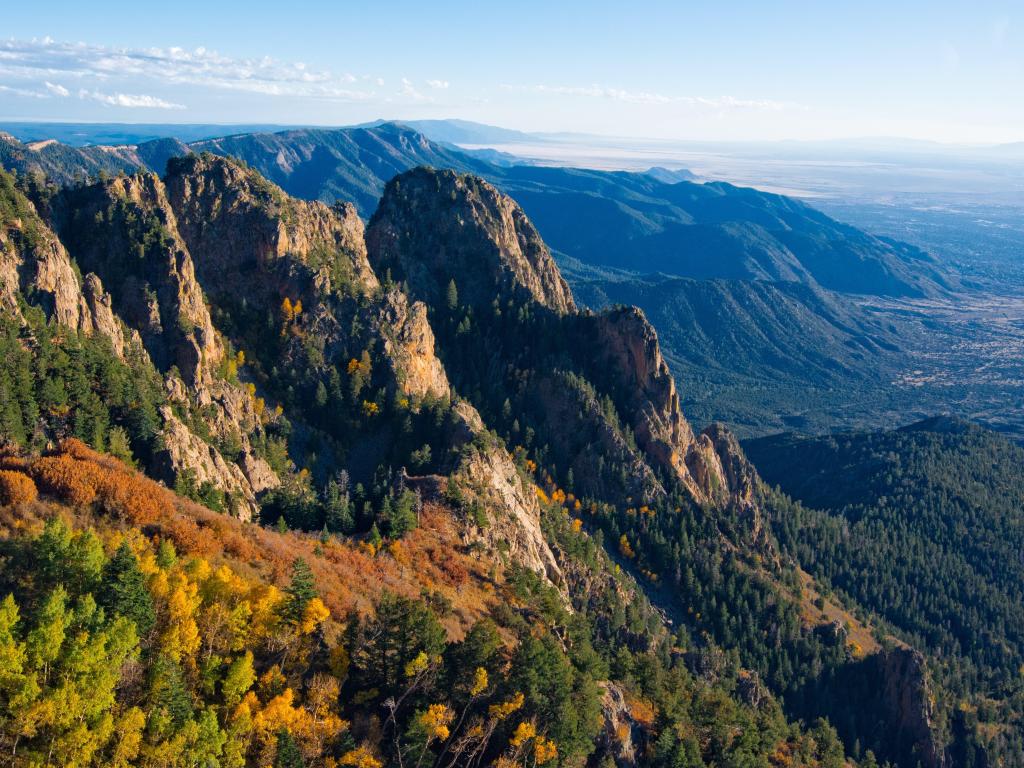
[399,77,431,102]
[1,75,183,109]
[501,83,793,110]
[44,81,69,97]
[0,38,384,102]
[78,89,185,109]
[426,79,449,89]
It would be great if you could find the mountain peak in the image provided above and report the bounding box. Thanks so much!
[367,166,576,314]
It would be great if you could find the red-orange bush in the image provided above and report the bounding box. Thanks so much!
[29,443,174,524]
[31,455,101,506]
[0,470,38,507]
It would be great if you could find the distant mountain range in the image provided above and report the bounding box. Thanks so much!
[0,122,952,297]
[0,120,964,435]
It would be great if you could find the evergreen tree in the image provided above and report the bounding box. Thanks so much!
[274,728,306,767]
[323,477,354,534]
[283,558,318,626]
[100,542,156,635]
[446,279,459,311]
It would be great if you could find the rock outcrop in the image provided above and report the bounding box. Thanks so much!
[876,648,947,768]
[0,182,129,353]
[367,166,754,510]
[447,402,562,585]
[374,288,451,402]
[367,167,576,314]
[597,682,646,768]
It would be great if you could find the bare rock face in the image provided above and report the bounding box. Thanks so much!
[164,153,378,300]
[876,648,947,768]
[0,181,136,359]
[155,406,262,519]
[0,202,86,330]
[374,288,451,402]
[447,402,563,585]
[588,306,757,509]
[50,172,225,386]
[366,167,576,314]
[597,682,646,767]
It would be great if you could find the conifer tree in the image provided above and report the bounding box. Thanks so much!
[283,558,318,626]
[100,541,156,635]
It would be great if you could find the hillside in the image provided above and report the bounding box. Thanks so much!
[0,152,964,766]
[746,417,1024,766]
[572,273,903,434]
[0,156,876,768]
[1,437,848,768]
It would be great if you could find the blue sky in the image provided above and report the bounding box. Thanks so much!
[1,0,1021,143]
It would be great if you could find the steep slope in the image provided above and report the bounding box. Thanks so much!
[0,435,862,768]
[3,153,562,583]
[573,273,904,435]
[366,167,751,509]
[747,417,1024,766]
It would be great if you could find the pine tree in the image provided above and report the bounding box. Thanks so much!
[446,279,459,311]
[384,489,418,538]
[324,478,354,534]
[283,559,318,626]
[274,728,306,767]
[100,542,156,635]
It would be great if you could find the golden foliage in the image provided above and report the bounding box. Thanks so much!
[0,470,37,507]
[404,650,430,678]
[488,692,524,721]
[469,666,488,697]
[419,703,455,741]
[299,596,330,634]
[534,736,558,765]
[510,720,536,747]
[618,534,636,559]
[340,746,383,768]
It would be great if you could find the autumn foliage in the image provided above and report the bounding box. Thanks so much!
[0,469,37,506]
[28,439,173,523]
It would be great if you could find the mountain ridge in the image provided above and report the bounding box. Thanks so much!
[1,148,991,767]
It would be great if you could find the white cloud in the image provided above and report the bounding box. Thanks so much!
[0,38,381,103]
[426,79,449,89]
[44,81,69,97]
[78,89,185,109]
[399,76,430,102]
[0,83,49,99]
[501,83,792,110]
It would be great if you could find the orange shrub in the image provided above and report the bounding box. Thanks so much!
[30,444,175,524]
[0,470,38,506]
[31,455,101,506]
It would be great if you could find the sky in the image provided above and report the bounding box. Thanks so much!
[1,0,1021,144]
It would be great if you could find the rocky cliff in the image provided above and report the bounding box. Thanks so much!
[2,156,563,581]
[367,167,576,314]
[366,166,754,510]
